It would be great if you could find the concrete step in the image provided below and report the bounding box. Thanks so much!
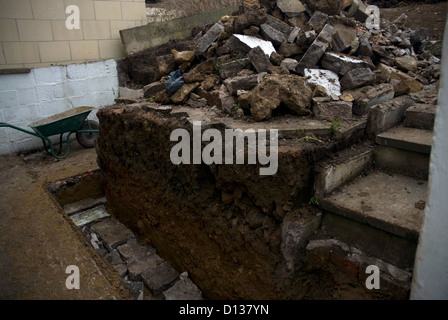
[376,125,433,155]
[321,170,428,242]
[313,142,374,201]
[374,145,430,180]
[404,104,437,130]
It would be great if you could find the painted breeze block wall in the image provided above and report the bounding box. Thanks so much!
[0,59,119,155]
[0,0,147,69]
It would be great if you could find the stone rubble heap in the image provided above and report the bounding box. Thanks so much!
[130,0,440,123]
[63,197,204,300]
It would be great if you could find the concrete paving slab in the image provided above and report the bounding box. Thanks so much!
[322,170,428,241]
[91,217,134,251]
[70,205,110,227]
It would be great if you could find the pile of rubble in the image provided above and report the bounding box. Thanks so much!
[129,0,440,122]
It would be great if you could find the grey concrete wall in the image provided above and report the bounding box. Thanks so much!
[411,18,448,299]
[120,5,240,56]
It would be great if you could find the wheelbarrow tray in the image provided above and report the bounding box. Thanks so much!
[29,106,94,137]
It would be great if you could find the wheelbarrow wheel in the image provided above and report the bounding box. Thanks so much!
[76,120,99,148]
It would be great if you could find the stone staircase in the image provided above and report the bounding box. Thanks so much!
[305,97,436,298]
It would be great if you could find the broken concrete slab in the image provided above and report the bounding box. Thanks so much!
[366,95,414,138]
[376,126,433,155]
[90,217,134,251]
[248,46,273,73]
[120,6,238,56]
[304,68,341,97]
[345,83,395,116]
[141,261,180,296]
[322,170,427,241]
[321,52,369,76]
[404,104,436,130]
[195,21,225,55]
[70,205,110,228]
[314,145,373,200]
[183,58,216,83]
[113,263,128,278]
[313,100,353,121]
[63,197,106,216]
[296,24,334,74]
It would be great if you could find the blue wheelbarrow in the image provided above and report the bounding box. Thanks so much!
[0,106,99,159]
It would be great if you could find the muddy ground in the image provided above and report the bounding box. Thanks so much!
[0,0,446,300]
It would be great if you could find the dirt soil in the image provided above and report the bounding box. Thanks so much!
[0,142,132,299]
[379,2,447,41]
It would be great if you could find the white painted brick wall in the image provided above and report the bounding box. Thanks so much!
[0,59,119,155]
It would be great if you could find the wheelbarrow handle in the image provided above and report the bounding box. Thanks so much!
[0,122,47,140]
[0,122,71,159]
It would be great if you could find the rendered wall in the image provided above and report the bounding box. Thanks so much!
[411,18,448,300]
[0,0,147,70]
[0,59,119,155]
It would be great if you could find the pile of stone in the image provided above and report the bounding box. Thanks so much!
[137,0,440,122]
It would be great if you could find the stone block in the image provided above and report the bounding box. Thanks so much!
[295,24,334,75]
[224,34,276,57]
[366,95,414,139]
[308,11,328,33]
[162,277,204,300]
[321,52,368,76]
[195,21,224,55]
[314,145,373,200]
[141,261,180,296]
[340,68,375,91]
[90,217,134,251]
[223,74,259,95]
[345,83,395,116]
[260,23,287,47]
[126,280,144,300]
[218,59,251,79]
[404,104,436,130]
[70,205,110,227]
[313,100,353,121]
[63,197,107,216]
[247,46,273,73]
[377,63,424,93]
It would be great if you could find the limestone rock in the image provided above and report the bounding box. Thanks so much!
[248,74,313,121]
